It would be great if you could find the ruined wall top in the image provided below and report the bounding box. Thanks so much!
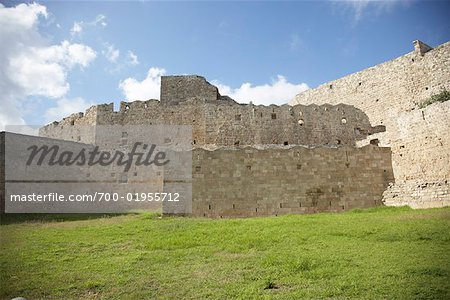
[291,40,449,116]
[160,75,220,105]
[413,40,433,56]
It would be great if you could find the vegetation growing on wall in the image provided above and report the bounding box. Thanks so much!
[419,90,450,109]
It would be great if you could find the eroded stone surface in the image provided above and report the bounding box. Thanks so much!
[165,145,394,217]
[291,40,450,208]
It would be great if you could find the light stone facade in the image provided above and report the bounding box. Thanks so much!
[291,40,450,208]
[164,145,393,217]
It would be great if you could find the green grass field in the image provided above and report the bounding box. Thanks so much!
[1,206,449,299]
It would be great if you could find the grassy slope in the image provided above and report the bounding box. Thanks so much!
[0,207,449,299]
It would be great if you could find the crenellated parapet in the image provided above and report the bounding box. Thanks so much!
[40,94,383,148]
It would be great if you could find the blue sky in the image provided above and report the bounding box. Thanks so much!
[0,0,449,129]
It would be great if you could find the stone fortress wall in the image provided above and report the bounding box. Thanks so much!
[35,76,393,217]
[3,40,448,215]
[172,145,393,217]
[0,131,164,213]
[40,76,384,148]
[291,40,450,208]
[381,101,450,208]
[0,131,393,216]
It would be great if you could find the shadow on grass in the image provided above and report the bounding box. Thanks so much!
[0,213,130,225]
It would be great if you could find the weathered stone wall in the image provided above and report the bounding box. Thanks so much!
[160,75,219,105]
[387,101,450,183]
[40,99,382,148]
[183,145,393,217]
[0,132,163,213]
[381,101,450,208]
[291,40,450,208]
[2,131,394,216]
[39,105,99,144]
[291,41,450,128]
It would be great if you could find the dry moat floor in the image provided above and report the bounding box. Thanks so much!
[1,206,449,299]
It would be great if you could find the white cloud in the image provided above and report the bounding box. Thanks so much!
[35,41,96,68]
[102,43,120,63]
[70,21,83,36]
[0,3,96,130]
[64,42,97,67]
[9,52,69,98]
[70,14,107,37]
[119,67,166,100]
[0,106,26,130]
[127,51,139,66]
[103,47,139,73]
[0,3,49,129]
[94,14,107,27]
[0,3,48,28]
[119,68,308,105]
[8,40,96,98]
[44,97,95,124]
[345,0,371,21]
[213,76,309,105]
[335,0,411,22]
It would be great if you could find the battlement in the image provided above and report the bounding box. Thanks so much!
[160,75,220,105]
[40,94,383,147]
[413,40,433,56]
